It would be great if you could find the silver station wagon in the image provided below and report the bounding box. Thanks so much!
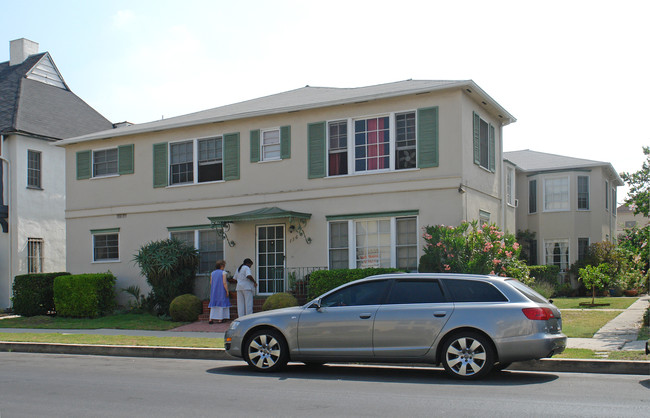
[225,273,566,379]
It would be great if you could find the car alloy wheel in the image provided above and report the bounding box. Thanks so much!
[442,332,494,379]
[244,329,288,372]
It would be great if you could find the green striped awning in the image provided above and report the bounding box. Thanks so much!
[208,207,311,225]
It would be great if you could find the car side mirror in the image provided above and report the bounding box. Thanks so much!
[309,299,322,310]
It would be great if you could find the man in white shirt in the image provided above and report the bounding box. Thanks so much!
[234,258,256,318]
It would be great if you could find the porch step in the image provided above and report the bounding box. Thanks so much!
[199,293,266,321]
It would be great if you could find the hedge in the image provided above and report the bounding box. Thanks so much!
[11,272,70,316]
[53,273,116,318]
[308,268,400,298]
[528,265,560,283]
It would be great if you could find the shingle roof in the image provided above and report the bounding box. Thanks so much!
[505,149,624,185]
[59,79,516,145]
[0,52,112,139]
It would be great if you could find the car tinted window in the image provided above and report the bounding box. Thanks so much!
[386,280,445,304]
[442,279,508,302]
[507,279,548,303]
[321,280,390,307]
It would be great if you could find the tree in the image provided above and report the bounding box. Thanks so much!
[620,146,649,217]
[133,238,199,315]
[579,264,610,305]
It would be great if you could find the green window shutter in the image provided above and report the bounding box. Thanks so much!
[224,132,240,181]
[307,121,326,179]
[473,112,480,165]
[281,125,291,159]
[489,124,496,172]
[250,130,260,163]
[417,107,439,168]
[152,142,168,188]
[118,144,134,175]
[76,150,91,180]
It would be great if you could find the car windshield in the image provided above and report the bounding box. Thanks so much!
[506,279,548,304]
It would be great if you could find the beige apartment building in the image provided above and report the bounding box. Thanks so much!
[59,80,516,302]
[505,150,623,282]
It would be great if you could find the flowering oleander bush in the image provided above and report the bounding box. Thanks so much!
[419,221,531,284]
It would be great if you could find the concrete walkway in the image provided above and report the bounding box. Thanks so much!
[566,294,649,351]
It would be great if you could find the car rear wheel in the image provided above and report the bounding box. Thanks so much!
[441,332,494,380]
[243,329,289,372]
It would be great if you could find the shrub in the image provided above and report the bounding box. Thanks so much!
[532,281,555,300]
[169,294,202,322]
[11,272,69,316]
[53,273,116,318]
[579,264,610,305]
[262,292,299,311]
[419,221,529,280]
[528,265,560,283]
[308,268,400,298]
[133,238,199,315]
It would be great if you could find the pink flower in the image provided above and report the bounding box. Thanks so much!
[436,242,442,247]
[492,258,500,265]
[512,242,520,250]
[423,233,433,240]
[444,264,451,271]
[490,271,495,275]
[505,251,513,258]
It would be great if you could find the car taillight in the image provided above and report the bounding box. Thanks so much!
[522,307,555,320]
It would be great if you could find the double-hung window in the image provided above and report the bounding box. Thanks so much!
[354,117,390,172]
[261,129,281,161]
[170,137,223,186]
[92,229,119,262]
[93,148,118,177]
[544,239,569,272]
[577,176,589,210]
[328,214,418,271]
[395,112,417,169]
[27,150,41,188]
[473,112,495,172]
[328,121,348,176]
[544,176,569,211]
[170,227,224,274]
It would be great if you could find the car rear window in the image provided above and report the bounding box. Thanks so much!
[506,279,548,304]
[442,279,508,302]
[385,280,445,304]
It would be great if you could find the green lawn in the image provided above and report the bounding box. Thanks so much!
[551,297,638,310]
[560,310,622,338]
[0,312,187,330]
[555,348,648,361]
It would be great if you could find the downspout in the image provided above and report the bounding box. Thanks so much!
[0,135,12,309]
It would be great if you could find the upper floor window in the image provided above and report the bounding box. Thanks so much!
[93,148,118,177]
[27,150,41,189]
[169,137,223,186]
[528,180,537,214]
[605,180,609,210]
[76,145,133,180]
[395,112,417,170]
[473,112,495,172]
[328,121,348,176]
[355,117,390,172]
[544,176,569,211]
[250,126,291,163]
[577,176,590,210]
[506,167,515,206]
[612,188,617,216]
[262,129,281,161]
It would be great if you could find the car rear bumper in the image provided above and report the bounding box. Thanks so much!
[496,333,567,363]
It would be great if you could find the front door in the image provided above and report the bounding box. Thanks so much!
[257,225,285,294]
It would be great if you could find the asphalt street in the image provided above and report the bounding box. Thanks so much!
[0,353,648,418]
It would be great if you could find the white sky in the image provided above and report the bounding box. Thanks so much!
[1,0,647,201]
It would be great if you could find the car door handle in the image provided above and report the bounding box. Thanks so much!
[359,313,372,319]
[433,311,447,318]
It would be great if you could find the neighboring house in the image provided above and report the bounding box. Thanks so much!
[505,150,623,282]
[0,38,112,310]
[616,204,649,237]
[58,80,516,303]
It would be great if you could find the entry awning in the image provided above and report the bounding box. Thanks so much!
[208,207,311,225]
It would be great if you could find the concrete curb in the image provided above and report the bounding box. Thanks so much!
[1,342,648,376]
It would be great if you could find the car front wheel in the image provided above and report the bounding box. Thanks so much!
[243,329,289,372]
[441,332,494,380]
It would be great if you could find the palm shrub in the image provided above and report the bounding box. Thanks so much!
[133,238,199,315]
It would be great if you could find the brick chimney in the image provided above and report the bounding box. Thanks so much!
[10,38,39,66]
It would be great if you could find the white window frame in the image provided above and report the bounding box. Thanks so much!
[326,110,418,177]
[27,149,42,189]
[577,175,590,211]
[506,166,515,206]
[169,228,224,275]
[168,136,224,186]
[544,239,570,272]
[543,176,570,212]
[261,128,281,161]
[327,216,418,270]
[92,231,120,263]
[92,146,119,178]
